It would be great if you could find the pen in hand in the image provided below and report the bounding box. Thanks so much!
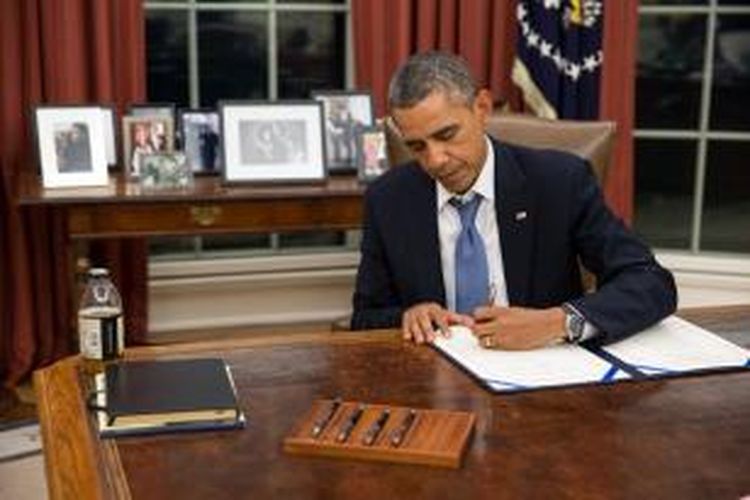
[337,404,365,443]
[390,409,417,447]
[310,397,341,438]
[361,408,390,446]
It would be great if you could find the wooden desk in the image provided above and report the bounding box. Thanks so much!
[34,305,750,500]
[17,174,364,238]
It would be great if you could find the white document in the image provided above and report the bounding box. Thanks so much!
[432,326,628,392]
[432,316,749,393]
[602,316,750,375]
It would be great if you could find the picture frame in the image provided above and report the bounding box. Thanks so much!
[100,105,117,167]
[179,109,222,174]
[356,126,389,183]
[33,105,109,188]
[127,102,176,122]
[219,101,326,184]
[139,152,193,190]
[311,90,375,173]
[121,115,175,180]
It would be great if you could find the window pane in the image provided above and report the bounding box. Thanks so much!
[637,14,706,129]
[149,236,199,259]
[701,141,750,253]
[198,12,268,107]
[711,15,750,131]
[634,139,696,249]
[278,230,346,249]
[146,10,189,107]
[202,234,273,253]
[278,12,346,99]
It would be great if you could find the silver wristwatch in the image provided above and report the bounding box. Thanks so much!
[562,302,586,343]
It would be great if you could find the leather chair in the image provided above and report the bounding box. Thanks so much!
[335,113,617,331]
[385,111,616,185]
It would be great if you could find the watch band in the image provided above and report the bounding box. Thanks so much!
[562,302,586,343]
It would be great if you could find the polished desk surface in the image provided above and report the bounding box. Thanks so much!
[34,305,750,500]
[17,174,364,237]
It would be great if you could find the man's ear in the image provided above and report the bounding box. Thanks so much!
[473,89,494,126]
[385,114,404,138]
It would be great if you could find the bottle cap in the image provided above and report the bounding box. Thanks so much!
[87,267,110,277]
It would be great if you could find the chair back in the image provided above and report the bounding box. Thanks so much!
[383,111,617,294]
[385,111,617,185]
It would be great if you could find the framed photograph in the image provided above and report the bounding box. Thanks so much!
[312,90,374,173]
[220,101,326,183]
[179,109,221,174]
[356,126,389,182]
[121,116,175,180]
[140,152,193,189]
[33,106,109,188]
[100,105,117,166]
[127,102,176,121]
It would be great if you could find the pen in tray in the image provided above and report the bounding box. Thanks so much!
[310,397,342,438]
[361,408,390,446]
[390,409,418,447]
[336,404,366,443]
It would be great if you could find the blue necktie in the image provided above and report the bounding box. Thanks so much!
[452,196,489,314]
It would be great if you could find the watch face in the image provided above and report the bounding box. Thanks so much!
[565,309,585,342]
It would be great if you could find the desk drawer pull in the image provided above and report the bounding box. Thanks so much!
[190,206,222,226]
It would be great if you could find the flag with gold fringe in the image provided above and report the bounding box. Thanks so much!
[512,0,604,119]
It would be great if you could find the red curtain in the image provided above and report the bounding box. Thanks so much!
[352,0,636,221]
[600,0,638,223]
[0,0,147,387]
[353,0,520,117]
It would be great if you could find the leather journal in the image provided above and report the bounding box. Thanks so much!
[92,358,245,437]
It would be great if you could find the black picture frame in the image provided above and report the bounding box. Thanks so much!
[356,126,390,183]
[219,100,327,184]
[178,108,222,175]
[311,90,375,174]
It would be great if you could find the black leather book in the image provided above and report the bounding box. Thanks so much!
[93,358,245,437]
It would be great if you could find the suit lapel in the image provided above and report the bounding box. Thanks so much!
[408,171,446,305]
[493,140,534,305]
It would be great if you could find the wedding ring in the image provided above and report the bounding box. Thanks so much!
[481,335,495,349]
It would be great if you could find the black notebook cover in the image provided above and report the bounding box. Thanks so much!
[98,358,242,433]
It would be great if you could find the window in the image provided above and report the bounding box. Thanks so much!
[144,0,355,259]
[635,0,750,255]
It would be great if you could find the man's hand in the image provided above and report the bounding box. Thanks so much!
[402,302,474,344]
[471,306,566,350]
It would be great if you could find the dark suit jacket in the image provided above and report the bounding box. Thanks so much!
[351,138,677,344]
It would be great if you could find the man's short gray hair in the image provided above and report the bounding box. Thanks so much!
[388,51,478,110]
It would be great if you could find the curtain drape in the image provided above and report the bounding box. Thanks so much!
[600,0,638,222]
[353,0,520,116]
[352,0,636,221]
[0,0,147,387]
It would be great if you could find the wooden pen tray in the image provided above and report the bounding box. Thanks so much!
[283,399,475,468]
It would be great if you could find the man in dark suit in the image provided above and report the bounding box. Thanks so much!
[351,51,676,349]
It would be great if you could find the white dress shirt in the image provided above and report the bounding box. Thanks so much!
[435,135,597,341]
[437,136,509,312]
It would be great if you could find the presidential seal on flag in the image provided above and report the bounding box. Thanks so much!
[512,0,604,120]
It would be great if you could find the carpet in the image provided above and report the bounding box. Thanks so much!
[0,387,41,462]
[0,422,41,462]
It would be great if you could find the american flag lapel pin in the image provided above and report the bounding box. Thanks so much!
[515,211,528,221]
